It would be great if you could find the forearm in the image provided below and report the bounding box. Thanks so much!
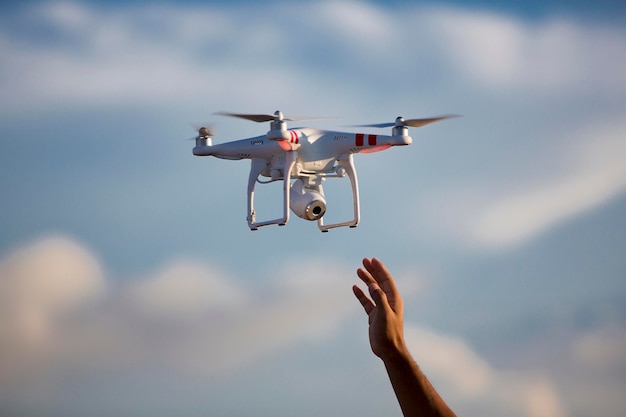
[382,347,457,417]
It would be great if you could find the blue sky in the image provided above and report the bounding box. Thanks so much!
[1,1,625,416]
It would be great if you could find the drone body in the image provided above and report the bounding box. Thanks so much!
[192,111,457,232]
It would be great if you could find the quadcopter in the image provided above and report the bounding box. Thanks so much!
[192,111,458,232]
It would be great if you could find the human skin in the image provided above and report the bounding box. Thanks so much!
[353,257,457,417]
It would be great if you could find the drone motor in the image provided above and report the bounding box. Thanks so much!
[195,126,214,147]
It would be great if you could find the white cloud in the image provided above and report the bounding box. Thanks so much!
[571,325,626,371]
[429,8,626,93]
[315,1,395,47]
[430,9,528,87]
[2,2,625,115]
[466,122,626,248]
[34,1,90,32]
[0,236,103,343]
[405,325,567,417]
[176,258,359,374]
[129,260,248,319]
[0,235,359,382]
[563,326,626,416]
[3,235,626,417]
[0,236,104,381]
[416,117,626,250]
[0,2,302,111]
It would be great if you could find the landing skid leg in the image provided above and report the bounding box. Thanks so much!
[247,152,297,230]
[318,154,360,232]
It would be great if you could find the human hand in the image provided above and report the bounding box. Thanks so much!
[353,258,408,360]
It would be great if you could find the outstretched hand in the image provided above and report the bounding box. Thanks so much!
[353,257,408,360]
[353,257,458,417]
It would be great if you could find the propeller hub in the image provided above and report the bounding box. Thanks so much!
[199,127,212,137]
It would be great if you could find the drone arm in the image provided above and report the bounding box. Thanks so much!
[318,154,360,232]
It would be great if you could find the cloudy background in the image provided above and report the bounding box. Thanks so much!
[1,1,625,416]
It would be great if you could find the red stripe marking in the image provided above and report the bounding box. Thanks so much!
[368,134,377,146]
[289,130,295,143]
[355,133,364,147]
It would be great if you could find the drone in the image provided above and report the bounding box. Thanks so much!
[192,110,459,232]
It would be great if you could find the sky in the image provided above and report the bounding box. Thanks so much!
[0,1,625,416]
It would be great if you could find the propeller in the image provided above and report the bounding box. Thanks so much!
[356,114,461,129]
[214,110,317,123]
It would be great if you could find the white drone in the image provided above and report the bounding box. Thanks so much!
[193,110,458,232]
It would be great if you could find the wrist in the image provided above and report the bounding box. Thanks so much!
[378,341,411,364]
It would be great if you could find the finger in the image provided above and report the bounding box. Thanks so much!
[358,259,393,307]
[367,258,400,296]
[357,268,375,287]
[357,258,377,285]
[366,258,402,312]
[367,281,389,310]
[352,284,375,315]
[364,258,392,285]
